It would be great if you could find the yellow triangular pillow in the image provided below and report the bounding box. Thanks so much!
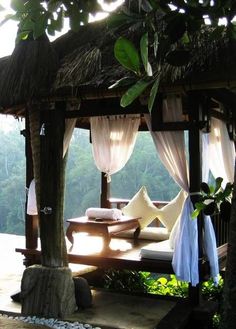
[122,186,159,229]
[155,189,187,232]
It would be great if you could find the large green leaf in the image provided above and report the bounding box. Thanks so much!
[16,31,30,43]
[140,32,152,76]
[200,182,210,195]
[140,32,148,72]
[148,76,160,112]
[33,13,48,39]
[107,13,141,29]
[49,9,63,32]
[108,77,136,89]
[114,37,141,75]
[11,0,25,12]
[153,32,159,57]
[214,177,223,193]
[24,0,43,12]
[48,0,63,13]
[0,14,17,27]
[120,79,150,107]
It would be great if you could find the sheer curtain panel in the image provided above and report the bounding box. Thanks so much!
[90,115,140,182]
[145,95,199,286]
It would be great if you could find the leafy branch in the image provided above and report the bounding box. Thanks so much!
[191,177,233,221]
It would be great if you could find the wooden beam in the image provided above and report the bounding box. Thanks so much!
[65,98,148,119]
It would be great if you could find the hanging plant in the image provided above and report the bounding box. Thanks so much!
[191,177,233,222]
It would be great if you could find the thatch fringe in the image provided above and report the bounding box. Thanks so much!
[53,46,101,90]
[0,34,59,108]
[0,4,236,110]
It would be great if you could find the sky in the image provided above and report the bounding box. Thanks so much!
[0,0,124,131]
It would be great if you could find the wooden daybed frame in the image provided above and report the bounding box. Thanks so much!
[16,198,229,284]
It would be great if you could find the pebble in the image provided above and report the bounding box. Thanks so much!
[0,313,102,329]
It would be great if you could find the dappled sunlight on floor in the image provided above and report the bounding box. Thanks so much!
[67,233,133,255]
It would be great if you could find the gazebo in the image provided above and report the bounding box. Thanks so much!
[0,0,234,318]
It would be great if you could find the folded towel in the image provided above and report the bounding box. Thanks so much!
[85,208,123,220]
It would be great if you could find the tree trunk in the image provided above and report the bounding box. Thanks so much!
[220,168,236,329]
[21,101,76,317]
[21,265,76,318]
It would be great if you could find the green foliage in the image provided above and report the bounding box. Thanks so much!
[104,270,224,300]
[191,177,233,220]
[111,0,236,110]
[104,269,148,293]
[144,274,189,297]
[1,0,107,41]
[0,119,25,235]
[202,276,224,301]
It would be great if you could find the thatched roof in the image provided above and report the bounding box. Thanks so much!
[0,2,236,117]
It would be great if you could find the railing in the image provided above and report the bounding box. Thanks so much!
[108,198,168,210]
[210,213,229,247]
[108,198,169,227]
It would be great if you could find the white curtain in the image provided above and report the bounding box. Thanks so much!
[202,116,235,283]
[90,115,140,182]
[145,95,199,286]
[209,117,235,185]
[202,133,219,284]
[63,118,77,157]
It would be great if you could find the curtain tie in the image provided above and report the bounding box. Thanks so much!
[189,192,201,196]
[105,173,111,183]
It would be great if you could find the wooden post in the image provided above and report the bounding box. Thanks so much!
[25,108,39,252]
[21,101,76,318]
[39,101,68,267]
[100,172,110,208]
[187,91,204,306]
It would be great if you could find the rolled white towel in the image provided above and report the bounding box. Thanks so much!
[85,207,123,220]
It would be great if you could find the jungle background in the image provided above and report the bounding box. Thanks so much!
[0,115,179,235]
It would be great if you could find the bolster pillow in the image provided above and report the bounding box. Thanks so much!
[85,207,123,220]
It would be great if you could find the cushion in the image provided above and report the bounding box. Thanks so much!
[115,227,170,241]
[122,186,159,229]
[140,240,173,260]
[154,189,187,232]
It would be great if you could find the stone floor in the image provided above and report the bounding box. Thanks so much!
[0,233,176,329]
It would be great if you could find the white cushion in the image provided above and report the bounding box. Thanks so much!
[154,189,187,232]
[140,240,173,260]
[115,227,169,241]
[122,186,159,229]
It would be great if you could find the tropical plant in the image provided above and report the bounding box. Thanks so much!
[192,177,233,222]
[109,1,236,111]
